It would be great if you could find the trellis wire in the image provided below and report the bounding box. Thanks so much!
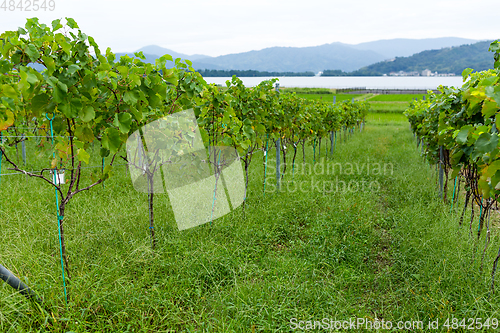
[0,135,74,138]
[0,163,129,177]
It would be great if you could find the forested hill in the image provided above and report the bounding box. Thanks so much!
[349,40,496,76]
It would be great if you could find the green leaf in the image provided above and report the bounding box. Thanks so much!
[115,112,132,134]
[134,51,146,60]
[456,128,469,144]
[57,81,68,94]
[55,33,72,55]
[255,123,266,133]
[129,106,143,122]
[482,100,498,118]
[1,85,18,100]
[102,165,113,180]
[130,74,141,87]
[102,128,122,154]
[474,132,499,154]
[478,178,491,198]
[77,148,90,164]
[243,125,255,138]
[66,18,79,29]
[0,60,11,73]
[25,44,40,62]
[159,54,173,63]
[123,91,139,105]
[51,19,63,31]
[73,140,84,149]
[75,125,95,142]
[81,106,95,122]
[479,76,498,87]
[450,150,464,165]
[117,65,128,77]
[46,76,58,89]
[106,47,115,63]
[31,93,49,115]
[0,110,14,131]
[462,68,473,81]
[484,160,500,178]
[67,64,81,75]
[58,102,77,118]
[53,86,65,103]
[485,85,500,107]
[489,41,500,53]
[450,166,461,179]
[41,56,55,73]
[162,68,178,85]
[26,72,39,86]
[100,148,110,158]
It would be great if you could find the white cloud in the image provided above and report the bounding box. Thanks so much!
[0,0,498,56]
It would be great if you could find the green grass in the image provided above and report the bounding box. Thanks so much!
[366,112,407,122]
[368,102,410,113]
[295,93,363,102]
[365,94,427,113]
[281,87,334,94]
[1,117,500,331]
[295,93,419,113]
[367,94,427,102]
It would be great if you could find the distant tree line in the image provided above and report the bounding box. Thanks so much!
[196,69,315,77]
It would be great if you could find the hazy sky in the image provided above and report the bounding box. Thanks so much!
[0,0,498,57]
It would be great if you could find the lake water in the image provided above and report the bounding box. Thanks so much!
[203,76,465,90]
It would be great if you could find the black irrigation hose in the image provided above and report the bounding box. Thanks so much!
[0,264,42,304]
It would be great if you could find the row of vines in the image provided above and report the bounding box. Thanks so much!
[405,40,500,289]
[0,18,368,288]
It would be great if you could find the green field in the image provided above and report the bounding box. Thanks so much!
[366,94,425,112]
[367,101,410,113]
[295,93,427,113]
[2,114,500,331]
[367,94,428,102]
[295,93,362,102]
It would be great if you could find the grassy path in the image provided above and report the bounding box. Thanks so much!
[1,116,500,331]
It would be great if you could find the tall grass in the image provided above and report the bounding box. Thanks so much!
[1,115,499,331]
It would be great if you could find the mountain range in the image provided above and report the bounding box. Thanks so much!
[116,37,479,73]
[352,40,495,76]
